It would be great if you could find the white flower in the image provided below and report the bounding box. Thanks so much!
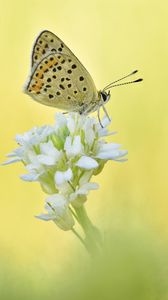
[77,182,99,195]
[4,112,127,231]
[64,135,83,157]
[96,143,128,160]
[20,151,46,181]
[37,140,61,166]
[36,194,75,231]
[70,182,99,207]
[16,125,53,147]
[55,168,73,185]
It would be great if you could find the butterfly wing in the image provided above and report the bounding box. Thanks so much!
[31,30,75,67]
[24,51,98,112]
[25,30,98,112]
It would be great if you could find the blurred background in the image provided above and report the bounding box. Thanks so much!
[0,0,168,299]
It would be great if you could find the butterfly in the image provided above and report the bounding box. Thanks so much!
[24,30,142,123]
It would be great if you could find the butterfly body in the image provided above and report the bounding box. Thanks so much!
[24,30,105,114]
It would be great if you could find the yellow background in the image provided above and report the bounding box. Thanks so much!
[0,0,168,298]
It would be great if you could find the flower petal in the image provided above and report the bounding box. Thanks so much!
[44,194,75,230]
[85,128,95,146]
[2,158,21,165]
[64,135,82,157]
[96,150,128,160]
[40,140,60,157]
[37,154,57,166]
[76,156,98,169]
[45,194,68,214]
[55,112,67,129]
[77,182,99,195]
[36,213,55,221]
[54,168,73,185]
[67,115,76,133]
[79,170,93,185]
[99,143,121,151]
[97,115,111,130]
[20,173,40,181]
[6,152,17,157]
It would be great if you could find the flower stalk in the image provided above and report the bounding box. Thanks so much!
[74,205,102,255]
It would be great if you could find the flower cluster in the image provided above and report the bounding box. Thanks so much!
[5,113,127,231]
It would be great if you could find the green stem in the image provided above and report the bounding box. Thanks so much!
[71,228,88,250]
[69,206,80,223]
[74,205,102,256]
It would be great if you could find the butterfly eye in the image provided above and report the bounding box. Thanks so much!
[101,92,108,102]
[101,91,111,102]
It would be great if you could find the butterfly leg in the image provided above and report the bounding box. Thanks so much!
[97,106,104,128]
[101,103,111,122]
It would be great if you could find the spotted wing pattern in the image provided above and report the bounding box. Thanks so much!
[25,30,98,112]
[31,30,75,68]
[25,51,98,112]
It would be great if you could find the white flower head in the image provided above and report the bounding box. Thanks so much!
[4,112,127,231]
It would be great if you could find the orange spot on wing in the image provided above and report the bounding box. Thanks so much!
[31,83,42,92]
[28,56,58,93]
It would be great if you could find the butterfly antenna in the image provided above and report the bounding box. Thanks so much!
[105,78,143,89]
[103,70,141,91]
